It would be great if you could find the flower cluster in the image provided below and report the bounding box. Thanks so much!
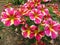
[1,0,60,43]
[21,24,44,41]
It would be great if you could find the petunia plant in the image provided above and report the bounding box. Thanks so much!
[0,0,60,45]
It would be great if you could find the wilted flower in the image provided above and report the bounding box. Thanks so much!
[1,8,21,26]
[47,4,60,16]
[52,4,60,16]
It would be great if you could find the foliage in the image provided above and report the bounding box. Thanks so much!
[6,0,27,5]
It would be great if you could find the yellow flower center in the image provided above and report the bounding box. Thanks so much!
[34,30,38,36]
[34,13,38,18]
[41,8,44,12]
[27,6,32,10]
[9,16,14,20]
[26,28,31,36]
[35,2,38,7]
[7,15,15,25]
[49,25,54,32]
[50,27,53,32]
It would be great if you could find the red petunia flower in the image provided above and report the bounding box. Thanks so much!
[1,8,21,26]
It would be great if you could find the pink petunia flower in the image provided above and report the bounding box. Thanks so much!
[27,0,41,7]
[44,19,60,39]
[23,2,34,10]
[18,2,34,16]
[37,4,49,16]
[18,5,28,16]
[41,14,51,26]
[23,2,34,16]
[1,8,21,26]
[29,9,43,24]
[50,4,60,17]
[30,25,45,41]
[35,31,44,41]
[21,24,37,39]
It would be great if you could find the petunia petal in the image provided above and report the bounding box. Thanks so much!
[1,12,9,19]
[35,34,41,41]
[54,24,60,31]
[51,31,58,39]
[5,8,15,15]
[21,26,27,31]
[5,20,11,26]
[44,26,51,36]
[34,18,41,24]
[29,33,34,39]
[29,15,35,20]
[30,25,38,31]
[44,8,49,15]
[22,31,27,38]
[14,19,20,26]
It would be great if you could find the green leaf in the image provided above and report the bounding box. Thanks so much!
[8,25,16,31]
[26,38,36,45]
[0,22,6,30]
[42,35,51,43]
[25,16,35,26]
[48,7,58,20]
[38,25,44,31]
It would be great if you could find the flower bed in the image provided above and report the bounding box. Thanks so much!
[0,0,60,45]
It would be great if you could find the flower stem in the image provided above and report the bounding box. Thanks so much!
[36,41,38,45]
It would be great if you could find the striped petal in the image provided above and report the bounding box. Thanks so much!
[29,14,35,20]
[5,8,15,15]
[14,19,20,26]
[30,25,38,31]
[29,33,34,39]
[51,31,58,39]
[36,34,41,41]
[5,20,11,26]
[22,31,28,38]
[21,26,27,32]
[45,26,51,36]
[1,12,9,19]
[34,18,41,24]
